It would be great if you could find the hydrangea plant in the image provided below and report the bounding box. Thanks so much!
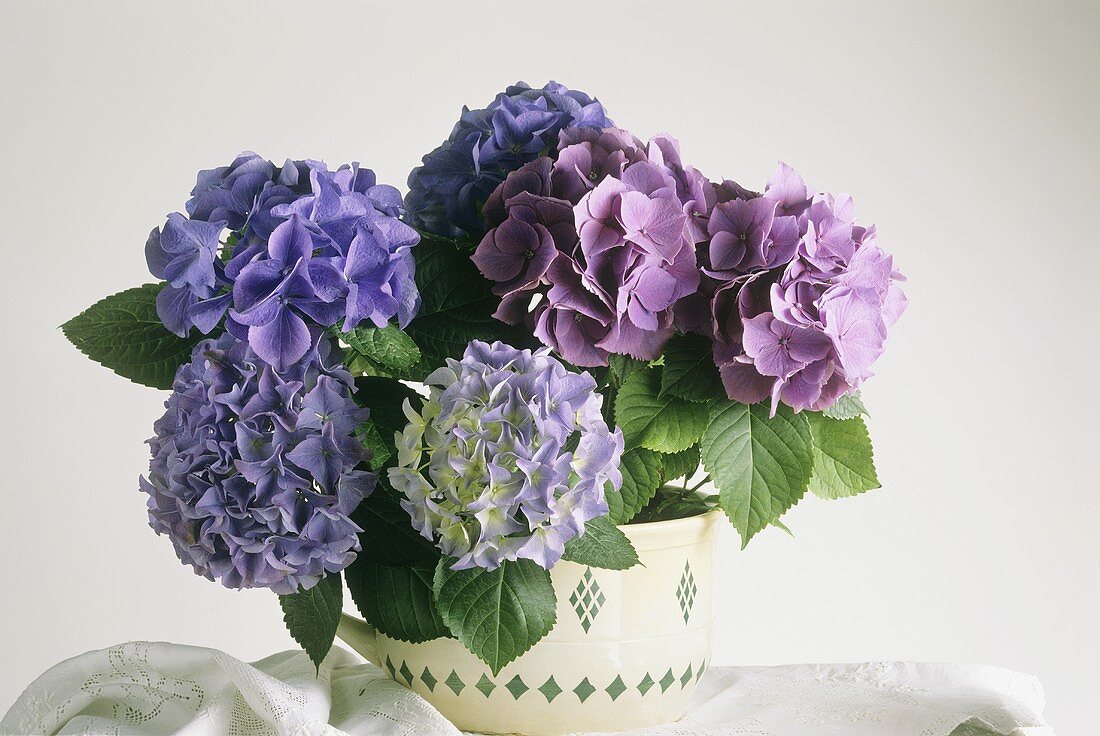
[62,80,905,676]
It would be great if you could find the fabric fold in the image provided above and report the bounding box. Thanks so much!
[1,643,1051,736]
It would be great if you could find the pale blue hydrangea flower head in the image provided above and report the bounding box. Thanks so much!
[388,340,623,570]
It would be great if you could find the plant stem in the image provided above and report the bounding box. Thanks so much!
[687,476,710,494]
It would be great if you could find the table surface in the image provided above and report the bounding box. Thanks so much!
[0,642,1054,736]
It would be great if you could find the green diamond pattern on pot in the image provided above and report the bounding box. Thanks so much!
[398,660,414,686]
[676,560,697,623]
[569,567,606,633]
[680,664,694,688]
[475,673,496,697]
[606,674,627,701]
[505,675,529,699]
[637,672,656,696]
[659,668,676,693]
[420,667,437,692]
[573,677,596,703]
[385,655,397,680]
[445,670,465,696]
[538,676,563,703]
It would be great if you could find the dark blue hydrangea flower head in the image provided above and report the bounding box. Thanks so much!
[405,81,612,239]
[140,332,375,594]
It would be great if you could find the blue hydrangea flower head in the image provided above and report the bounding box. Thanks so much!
[388,340,623,570]
[145,153,420,371]
[405,81,612,239]
[141,332,375,594]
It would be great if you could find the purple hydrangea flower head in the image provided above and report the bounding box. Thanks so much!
[225,164,419,369]
[646,134,716,243]
[405,82,613,239]
[705,163,907,413]
[187,152,316,237]
[140,332,375,594]
[552,127,646,204]
[473,129,705,367]
[145,213,234,336]
[704,185,803,279]
[146,154,419,363]
[229,216,342,370]
[387,340,623,571]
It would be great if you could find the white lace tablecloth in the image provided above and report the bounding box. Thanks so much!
[0,642,1053,736]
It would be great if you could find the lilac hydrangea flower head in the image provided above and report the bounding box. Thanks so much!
[405,81,613,239]
[704,163,907,413]
[387,340,623,570]
[141,332,375,594]
[473,129,706,367]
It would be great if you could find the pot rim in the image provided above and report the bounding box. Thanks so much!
[617,508,722,549]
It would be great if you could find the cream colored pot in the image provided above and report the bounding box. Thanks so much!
[337,510,720,736]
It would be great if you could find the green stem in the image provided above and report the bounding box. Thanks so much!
[687,476,710,494]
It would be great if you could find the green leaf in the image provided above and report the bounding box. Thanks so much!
[404,235,529,377]
[823,392,868,420]
[700,401,814,547]
[605,447,663,524]
[607,353,646,386]
[806,413,880,499]
[341,323,422,377]
[771,517,794,536]
[61,283,204,389]
[660,445,700,483]
[632,486,716,524]
[433,558,556,675]
[561,516,640,570]
[600,384,617,428]
[345,559,449,643]
[659,333,725,403]
[354,480,441,568]
[355,420,392,470]
[353,377,422,469]
[278,574,343,671]
[614,368,710,453]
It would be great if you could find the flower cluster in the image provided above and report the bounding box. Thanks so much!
[472,128,705,367]
[146,152,420,370]
[472,128,905,412]
[140,332,375,594]
[698,164,907,412]
[388,341,623,570]
[404,82,612,239]
[145,153,314,339]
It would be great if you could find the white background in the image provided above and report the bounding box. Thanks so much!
[1,2,1097,732]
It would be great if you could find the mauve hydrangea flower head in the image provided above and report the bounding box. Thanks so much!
[405,82,613,239]
[140,332,375,594]
[704,163,907,413]
[473,129,706,367]
[551,127,646,204]
[146,154,419,368]
[387,340,623,571]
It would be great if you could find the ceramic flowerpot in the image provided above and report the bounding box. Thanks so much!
[337,510,720,736]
